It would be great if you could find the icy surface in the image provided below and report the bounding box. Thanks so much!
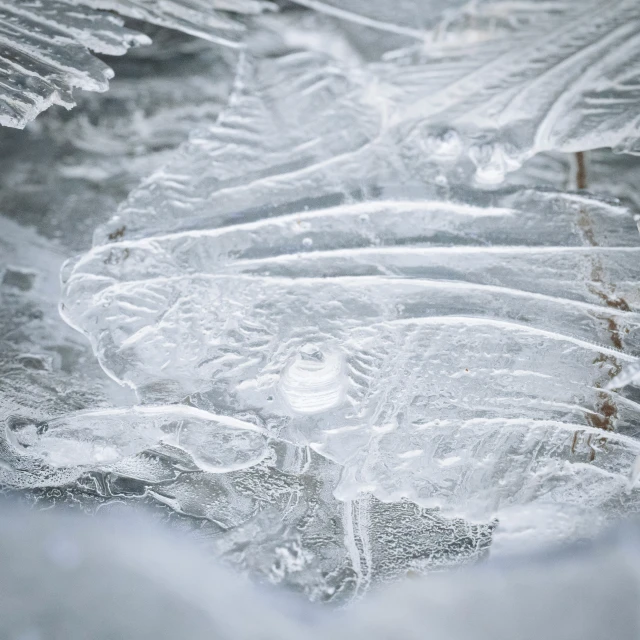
[371,0,640,182]
[7,405,269,473]
[0,0,271,128]
[0,29,493,600]
[0,30,237,250]
[80,32,640,242]
[0,0,148,128]
[80,0,278,46]
[60,157,640,520]
[288,0,566,42]
[278,1,640,182]
[3,0,640,610]
[47,40,640,531]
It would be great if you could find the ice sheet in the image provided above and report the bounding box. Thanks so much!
[58,180,640,521]
[0,0,270,128]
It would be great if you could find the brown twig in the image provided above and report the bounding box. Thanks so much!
[575,151,587,189]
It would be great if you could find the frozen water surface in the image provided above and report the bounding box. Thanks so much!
[2,0,640,613]
[60,181,640,520]
[0,0,148,128]
[0,29,495,600]
[0,0,272,128]
[0,29,238,250]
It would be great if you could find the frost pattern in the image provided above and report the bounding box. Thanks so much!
[44,39,640,526]
[372,0,640,182]
[282,1,640,182]
[0,32,235,486]
[4,2,640,602]
[0,31,238,250]
[79,0,277,46]
[0,0,271,128]
[288,0,564,41]
[0,0,148,128]
[58,174,640,521]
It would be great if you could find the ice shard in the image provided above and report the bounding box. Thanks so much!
[79,0,278,46]
[0,0,272,128]
[0,0,148,128]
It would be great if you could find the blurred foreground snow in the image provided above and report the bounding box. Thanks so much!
[1,504,639,640]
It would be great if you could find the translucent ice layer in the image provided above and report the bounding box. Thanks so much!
[370,0,640,182]
[0,29,238,251]
[82,36,640,243]
[90,53,385,244]
[6,405,268,473]
[289,0,564,41]
[0,34,492,597]
[80,0,278,46]
[276,1,640,181]
[61,179,640,520]
[0,0,148,128]
[0,0,271,128]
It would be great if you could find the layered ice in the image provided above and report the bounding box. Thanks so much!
[0,0,148,128]
[371,0,640,183]
[59,180,640,521]
[3,0,640,606]
[0,30,493,598]
[6,405,268,473]
[45,31,640,530]
[0,0,271,128]
[266,1,640,183]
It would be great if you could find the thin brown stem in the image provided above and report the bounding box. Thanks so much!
[575,151,587,189]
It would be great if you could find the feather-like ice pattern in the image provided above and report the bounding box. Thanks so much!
[91,52,386,245]
[285,0,640,181]
[61,173,640,520]
[288,0,569,42]
[0,36,236,487]
[0,0,275,128]
[0,0,149,128]
[0,30,238,251]
[372,0,640,182]
[79,0,278,46]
